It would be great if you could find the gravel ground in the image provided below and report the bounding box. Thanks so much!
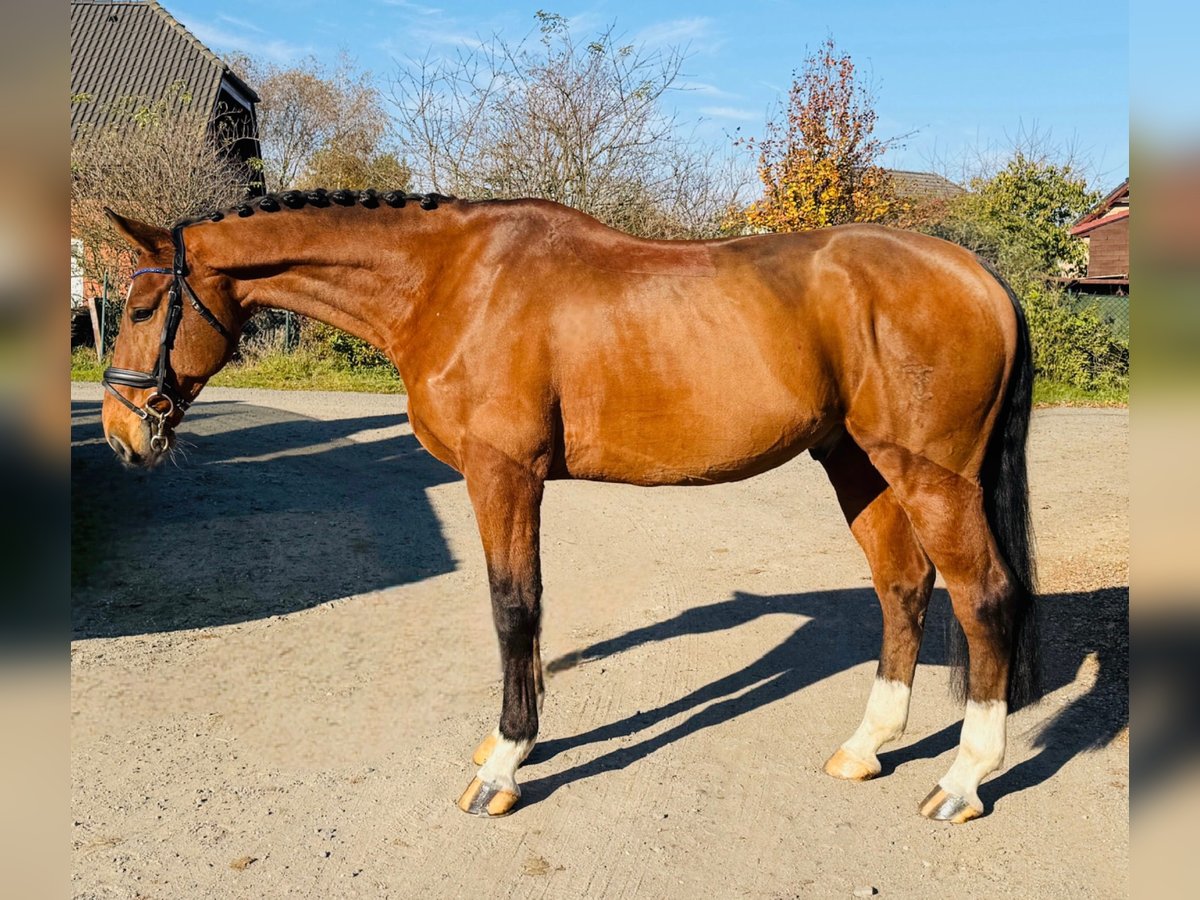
[71,384,1128,899]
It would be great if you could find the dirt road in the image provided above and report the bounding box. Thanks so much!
[71,384,1128,899]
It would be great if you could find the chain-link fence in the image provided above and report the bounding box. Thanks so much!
[1072,292,1129,343]
[75,294,300,360]
[69,291,122,356]
[239,309,300,357]
[1031,290,1130,391]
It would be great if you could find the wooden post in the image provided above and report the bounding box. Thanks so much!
[99,273,108,357]
[88,296,103,363]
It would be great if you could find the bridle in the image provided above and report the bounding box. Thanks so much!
[102,224,235,453]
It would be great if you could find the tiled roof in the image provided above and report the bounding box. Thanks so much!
[886,169,967,201]
[1070,206,1128,237]
[70,0,258,140]
[1071,178,1130,232]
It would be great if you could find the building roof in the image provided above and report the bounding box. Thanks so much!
[886,169,967,201]
[1070,178,1130,236]
[70,0,259,140]
[1070,207,1129,237]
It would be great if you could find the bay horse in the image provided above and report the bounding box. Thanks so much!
[99,189,1039,824]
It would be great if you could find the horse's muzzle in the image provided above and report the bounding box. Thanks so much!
[107,430,167,468]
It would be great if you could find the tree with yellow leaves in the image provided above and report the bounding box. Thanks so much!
[738,38,901,232]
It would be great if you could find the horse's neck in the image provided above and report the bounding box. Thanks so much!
[198,209,458,363]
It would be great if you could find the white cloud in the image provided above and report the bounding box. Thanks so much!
[635,17,715,48]
[700,105,759,122]
[379,0,443,15]
[406,26,484,50]
[182,17,305,63]
[215,13,265,34]
[566,11,608,33]
[679,81,739,99]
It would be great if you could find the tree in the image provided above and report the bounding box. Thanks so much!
[71,82,251,286]
[920,144,1119,392]
[225,54,411,364]
[299,145,410,192]
[738,37,901,233]
[229,55,409,192]
[929,150,1100,281]
[389,11,739,238]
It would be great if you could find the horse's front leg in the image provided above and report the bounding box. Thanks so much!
[456,440,546,817]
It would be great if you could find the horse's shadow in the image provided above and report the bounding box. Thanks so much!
[71,398,461,638]
[521,583,1128,814]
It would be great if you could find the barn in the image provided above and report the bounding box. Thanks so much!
[1068,178,1130,294]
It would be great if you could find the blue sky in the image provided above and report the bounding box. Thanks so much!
[169,0,1129,189]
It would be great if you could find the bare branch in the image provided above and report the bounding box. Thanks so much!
[70,83,251,286]
[388,16,741,237]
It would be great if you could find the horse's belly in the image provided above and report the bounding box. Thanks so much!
[559,399,831,486]
[550,280,837,485]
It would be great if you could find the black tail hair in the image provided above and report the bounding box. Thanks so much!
[948,260,1041,710]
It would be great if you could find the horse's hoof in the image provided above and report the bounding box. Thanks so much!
[472,733,498,766]
[457,777,519,817]
[823,747,880,781]
[919,786,982,823]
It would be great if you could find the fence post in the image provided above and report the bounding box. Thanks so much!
[87,276,106,363]
[99,273,108,358]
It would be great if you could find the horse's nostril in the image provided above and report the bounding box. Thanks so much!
[109,434,132,461]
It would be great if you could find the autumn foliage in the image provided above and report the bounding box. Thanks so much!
[738,38,900,233]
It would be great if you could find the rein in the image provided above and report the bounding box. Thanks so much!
[102,225,234,452]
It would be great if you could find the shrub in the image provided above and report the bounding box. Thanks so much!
[302,321,393,369]
[1024,284,1129,392]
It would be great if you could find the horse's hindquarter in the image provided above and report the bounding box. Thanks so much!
[550,235,842,485]
[816,226,1020,475]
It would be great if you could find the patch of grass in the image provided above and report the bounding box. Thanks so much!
[1033,378,1128,408]
[71,346,406,394]
[210,348,405,393]
[75,348,1126,407]
[71,347,107,382]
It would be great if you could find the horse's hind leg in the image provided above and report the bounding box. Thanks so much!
[816,434,935,781]
[456,440,546,817]
[863,443,1017,823]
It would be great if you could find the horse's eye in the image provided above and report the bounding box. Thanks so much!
[130,307,155,323]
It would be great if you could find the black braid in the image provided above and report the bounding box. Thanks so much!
[176,189,456,228]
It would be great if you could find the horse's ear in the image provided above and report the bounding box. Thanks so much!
[104,208,172,256]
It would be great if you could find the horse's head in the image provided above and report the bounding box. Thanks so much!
[101,209,243,467]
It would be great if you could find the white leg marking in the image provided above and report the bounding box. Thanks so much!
[477,735,535,794]
[939,699,1007,811]
[840,678,912,770]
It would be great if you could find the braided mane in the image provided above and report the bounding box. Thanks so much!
[177,189,457,228]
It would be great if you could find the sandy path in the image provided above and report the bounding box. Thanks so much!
[71,385,1128,899]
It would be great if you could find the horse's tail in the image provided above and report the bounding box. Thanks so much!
[948,259,1041,710]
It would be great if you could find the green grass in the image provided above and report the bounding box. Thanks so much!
[74,347,1126,406]
[1033,378,1127,407]
[71,346,406,394]
[209,348,405,393]
[71,347,108,381]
